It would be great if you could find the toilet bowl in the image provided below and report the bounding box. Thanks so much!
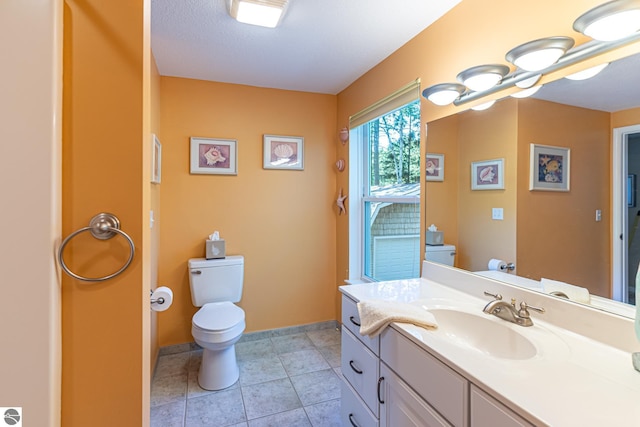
[188,256,246,391]
[191,301,245,390]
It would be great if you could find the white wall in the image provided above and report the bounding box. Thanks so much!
[0,1,62,425]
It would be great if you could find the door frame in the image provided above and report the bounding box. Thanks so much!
[612,124,640,302]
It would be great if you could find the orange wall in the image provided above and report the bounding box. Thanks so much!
[426,99,518,272]
[457,99,518,272]
[158,77,337,346]
[517,99,610,297]
[425,115,460,253]
[62,1,151,425]
[612,107,640,129]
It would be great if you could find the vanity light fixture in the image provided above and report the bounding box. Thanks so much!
[456,64,510,92]
[574,0,640,41]
[228,0,288,28]
[506,37,575,71]
[564,62,609,80]
[471,100,496,111]
[421,83,466,106]
[515,74,542,89]
[510,85,542,98]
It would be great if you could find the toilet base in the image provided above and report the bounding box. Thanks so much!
[198,345,239,391]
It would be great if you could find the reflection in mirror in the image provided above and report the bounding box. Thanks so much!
[425,50,640,318]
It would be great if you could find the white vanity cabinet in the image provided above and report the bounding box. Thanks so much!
[380,327,467,427]
[341,294,380,426]
[379,362,452,427]
[469,386,533,427]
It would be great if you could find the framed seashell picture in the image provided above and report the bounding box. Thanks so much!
[190,137,238,175]
[263,135,304,170]
[471,158,504,191]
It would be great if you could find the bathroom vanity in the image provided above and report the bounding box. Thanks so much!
[340,261,640,426]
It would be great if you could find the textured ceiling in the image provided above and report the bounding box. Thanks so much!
[151,0,461,94]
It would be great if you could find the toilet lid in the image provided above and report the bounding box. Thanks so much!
[193,302,245,331]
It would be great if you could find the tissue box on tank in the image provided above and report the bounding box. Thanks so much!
[426,231,444,246]
[206,239,226,259]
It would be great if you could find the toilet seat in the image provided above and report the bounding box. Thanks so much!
[192,302,245,344]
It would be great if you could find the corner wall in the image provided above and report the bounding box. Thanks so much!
[0,1,62,425]
[158,77,338,346]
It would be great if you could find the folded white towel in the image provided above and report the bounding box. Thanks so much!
[541,278,591,304]
[356,300,437,338]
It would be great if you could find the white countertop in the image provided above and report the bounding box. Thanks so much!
[340,272,640,426]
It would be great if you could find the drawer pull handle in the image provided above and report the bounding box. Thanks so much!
[349,316,361,327]
[349,360,363,374]
[377,376,385,404]
[348,413,360,427]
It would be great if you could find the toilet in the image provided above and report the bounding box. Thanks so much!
[424,244,456,266]
[188,256,246,390]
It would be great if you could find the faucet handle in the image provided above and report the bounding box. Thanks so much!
[483,291,502,300]
[518,301,545,317]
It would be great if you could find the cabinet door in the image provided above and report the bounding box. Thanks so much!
[379,363,452,427]
[470,386,534,427]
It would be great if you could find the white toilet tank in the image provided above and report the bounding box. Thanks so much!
[424,244,456,266]
[188,256,244,307]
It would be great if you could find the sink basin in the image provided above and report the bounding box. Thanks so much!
[428,308,537,360]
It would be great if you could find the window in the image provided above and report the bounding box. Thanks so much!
[349,81,421,282]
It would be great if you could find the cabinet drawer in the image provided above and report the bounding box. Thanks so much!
[341,378,379,427]
[342,294,380,355]
[342,326,380,416]
[470,385,534,427]
[380,328,468,427]
[380,363,451,427]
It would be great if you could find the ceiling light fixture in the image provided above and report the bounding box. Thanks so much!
[510,86,542,98]
[421,83,466,106]
[564,62,609,80]
[228,0,289,28]
[456,64,510,92]
[515,74,542,89]
[506,37,575,71]
[574,0,640,41]
[471,100,495,111]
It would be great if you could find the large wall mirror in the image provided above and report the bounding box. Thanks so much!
[425,46,640,318]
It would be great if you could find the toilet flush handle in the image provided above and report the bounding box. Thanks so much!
[192,270,202,275]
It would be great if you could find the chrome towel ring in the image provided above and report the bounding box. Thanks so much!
[58,213,135,282]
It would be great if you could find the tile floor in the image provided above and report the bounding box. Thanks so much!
[151,322,343,427]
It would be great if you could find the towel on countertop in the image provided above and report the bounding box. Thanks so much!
[356,300,437,338]
[541,278,591,304]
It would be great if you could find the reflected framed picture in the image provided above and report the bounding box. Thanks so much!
[425,153,444,181]
[190,137,238,175]
[471,158,504,190]
[529,144,570,191]
[263,135,304,170]
[151,134,162,184]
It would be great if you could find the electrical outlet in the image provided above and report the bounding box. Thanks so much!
[492,208,504,220]
[595,209,602,222]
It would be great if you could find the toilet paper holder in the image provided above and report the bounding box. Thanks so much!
[150,289,165,305]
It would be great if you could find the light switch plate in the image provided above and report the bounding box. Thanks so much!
[492,208,504,220]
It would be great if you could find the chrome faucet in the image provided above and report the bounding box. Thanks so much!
[482,292,545,327]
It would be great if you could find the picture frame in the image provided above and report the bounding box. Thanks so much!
[151,134,162,184]
[425,153,445,181]
[471,158,504,190]
[529,144,570,192]
[263,135,304,170]
[190,137,238,175]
